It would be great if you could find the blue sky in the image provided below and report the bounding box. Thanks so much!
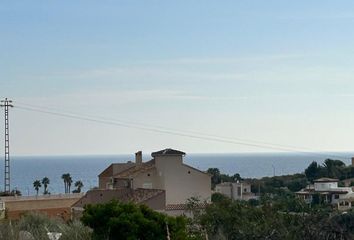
[2,1,354,155]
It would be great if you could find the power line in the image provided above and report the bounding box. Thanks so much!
[14,101,326,153]
[14,103,351,160]
[15,101,347,156]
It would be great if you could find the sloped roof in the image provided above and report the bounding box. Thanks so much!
[113,159,156,178]
[72,188,165,208]
[151,148,186,157]
[165,202,208,211]
[314,178,339,183]
[99,149,209,179]
[182,163,211,176]
[296,189,349,194]
[98,162,135,177]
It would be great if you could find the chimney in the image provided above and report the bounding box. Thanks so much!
[135,151,142,165]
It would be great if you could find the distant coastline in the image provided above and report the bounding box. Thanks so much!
[2,152,353,195]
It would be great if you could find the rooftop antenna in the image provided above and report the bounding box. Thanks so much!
[0,98,13,194]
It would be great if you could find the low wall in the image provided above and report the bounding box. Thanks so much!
[0,193,83,221]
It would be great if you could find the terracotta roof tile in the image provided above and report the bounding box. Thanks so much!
[113,159,156,178]
[151,148,186,157]
[165,203,208,211]
[72,188,165,208]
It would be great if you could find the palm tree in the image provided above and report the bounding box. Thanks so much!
[323,159,345,178]
[67,176,73,193]
[62,173,70,193]
[33,180,41,195]
[42,177,50,194]
[73,180,84,193]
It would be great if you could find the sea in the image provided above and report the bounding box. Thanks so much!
[1,152,353,196]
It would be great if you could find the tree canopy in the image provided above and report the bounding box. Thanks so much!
[188,194,354,240]
[81,201,189,240]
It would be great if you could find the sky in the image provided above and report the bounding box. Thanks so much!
[2,1,354,155]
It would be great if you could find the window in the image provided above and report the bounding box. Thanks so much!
[143,183,152,189]
[188,171,191,174]
[237,187,241,196]
[244,188,247,192]
[334,194,340,199]
[147,173,150,176]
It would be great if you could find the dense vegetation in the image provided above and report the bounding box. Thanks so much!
[304,159,354,182]
[82,200,189,240]
[208,158,354,194]
[187,194,354,240]
[0,212,92,240]
[2,196,354,240]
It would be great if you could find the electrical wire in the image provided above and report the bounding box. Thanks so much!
[15,101,346,155]
[13,102,352,160]
[14,101,325,153]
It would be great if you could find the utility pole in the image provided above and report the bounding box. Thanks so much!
[0,98,13,193]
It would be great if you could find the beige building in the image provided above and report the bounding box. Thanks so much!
[98,148,211,205]
[0,193,83,220]
[215,181,257,201]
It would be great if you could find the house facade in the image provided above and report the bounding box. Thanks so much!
[215,181,257,201]
[296,178,354,210]
[98,149,211,205]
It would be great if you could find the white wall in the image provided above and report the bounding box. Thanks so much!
[215,184,232,198]
[314,182,338,191]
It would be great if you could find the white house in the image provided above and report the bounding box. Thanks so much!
[296,178,354,210]
[215,181,258,201]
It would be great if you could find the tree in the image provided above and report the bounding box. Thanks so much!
[211,192,229,203]
[62,173,70,193]
[305,161,320,182]
[42,177,50,194]
[81,201,188,240]
[67,176,73,193]
[207,168,221,188]
[232,173,242,181]
[33,180,41,195]
[323,159,345,179]
[73,180,84,193]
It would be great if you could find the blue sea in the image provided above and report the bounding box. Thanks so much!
[1,152,353,196]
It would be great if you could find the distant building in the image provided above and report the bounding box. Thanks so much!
[74,148,211,215]
[0,193,84,220]
[296,178,354,210]
[215,181,257,201]
[342,178,354,187]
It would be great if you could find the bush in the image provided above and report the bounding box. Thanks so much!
[0,212,92,240]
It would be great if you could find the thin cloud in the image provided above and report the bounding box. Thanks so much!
[143,54,307,65]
